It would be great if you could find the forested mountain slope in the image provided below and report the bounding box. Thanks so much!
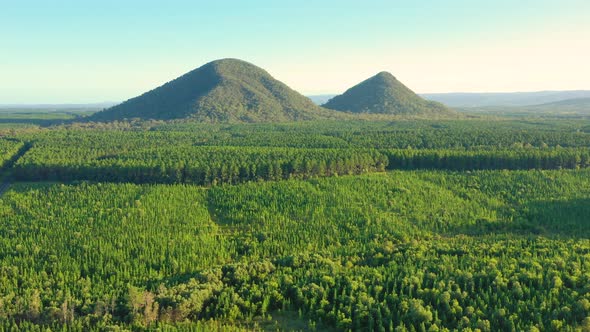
[323,72,455,116]
[89,59,342,123]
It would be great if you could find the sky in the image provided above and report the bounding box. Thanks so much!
[1,0,589,103]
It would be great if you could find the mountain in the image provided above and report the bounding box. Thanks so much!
[452,97,590,117]
[323,72,454,116]
[89,59,339,122]
[422,90,590,107]
[534,97,590,109]
[512,97,590,115]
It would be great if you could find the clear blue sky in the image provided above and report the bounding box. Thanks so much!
[1,0,589,103]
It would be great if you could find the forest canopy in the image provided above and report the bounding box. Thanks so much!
[0,118,589,331]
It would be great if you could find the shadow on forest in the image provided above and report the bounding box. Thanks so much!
[457,198,590,238]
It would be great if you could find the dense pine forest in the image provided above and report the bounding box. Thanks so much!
[0,119,590,331]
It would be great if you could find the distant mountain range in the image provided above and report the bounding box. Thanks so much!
[420,91,590,107]
[461,97,590,116]
[535,97,590,109]
[309,91,590,108]
[322,72,454,116]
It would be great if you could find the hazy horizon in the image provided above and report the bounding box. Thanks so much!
[1,0,589,103]
[3,89,590,107]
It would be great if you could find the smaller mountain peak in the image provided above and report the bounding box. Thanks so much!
[323,71,455,116]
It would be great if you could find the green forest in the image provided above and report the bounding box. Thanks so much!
[0,119,590,331]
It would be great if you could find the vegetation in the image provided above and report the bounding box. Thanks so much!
[323,72,455,116]
[0,118,589,330]
[1,170,590,330]
[0,138,24,169]
[11,123,590,184]
[0,108,95,127]
[384,148,590,170]
[14,144,386,184]
[13,130,386,183]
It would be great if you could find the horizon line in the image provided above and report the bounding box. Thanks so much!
[3,89,590,106]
